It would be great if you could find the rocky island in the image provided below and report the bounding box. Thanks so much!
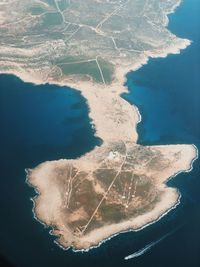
[0,0,198,251]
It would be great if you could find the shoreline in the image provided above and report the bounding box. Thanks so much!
[2,33,196,251]
[26,143,198,251]
[55,145,199,253]
[26,144,198,253]
[0,35,191,144]
[1,0,198,252]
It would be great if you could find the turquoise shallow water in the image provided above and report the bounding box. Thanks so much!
[0,0,200,266]
[122,0,200,266]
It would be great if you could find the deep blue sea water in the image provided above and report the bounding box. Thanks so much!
[0,0,199,266]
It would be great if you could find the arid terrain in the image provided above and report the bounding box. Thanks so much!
[28,142,197,250]
[0,0,198,250]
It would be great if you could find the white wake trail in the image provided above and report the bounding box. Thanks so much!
[124,227,181,260]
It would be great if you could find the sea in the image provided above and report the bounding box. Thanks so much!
[0,0,199,266]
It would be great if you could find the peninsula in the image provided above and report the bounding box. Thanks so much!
[0,0,197,250]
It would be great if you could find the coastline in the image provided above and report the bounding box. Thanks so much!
[2,33,197,251]
[26,143,198,251]
[55,193,183,253]
[1,0,198,252]
[0,35,191,143]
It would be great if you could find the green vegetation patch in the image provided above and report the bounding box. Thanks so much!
[29,6,45,15]
[55,55,88,64]
[58,60,103,83]
[55,56,114,84]
[52,52,115,84]
[42,12,63,27]
[98,58,114,84]
[58,0,70,11]
[48,31,65,39]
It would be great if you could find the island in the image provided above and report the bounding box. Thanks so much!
[0,0,198,251]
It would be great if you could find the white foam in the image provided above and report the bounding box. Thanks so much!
[124,226,182,260]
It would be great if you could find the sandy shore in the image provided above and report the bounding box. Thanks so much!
[2,34,197,251]
[0,35,191,143]
[27,143,197,251]
[1,0,198,252]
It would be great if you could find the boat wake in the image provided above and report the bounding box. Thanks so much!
[124,227,181,260]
